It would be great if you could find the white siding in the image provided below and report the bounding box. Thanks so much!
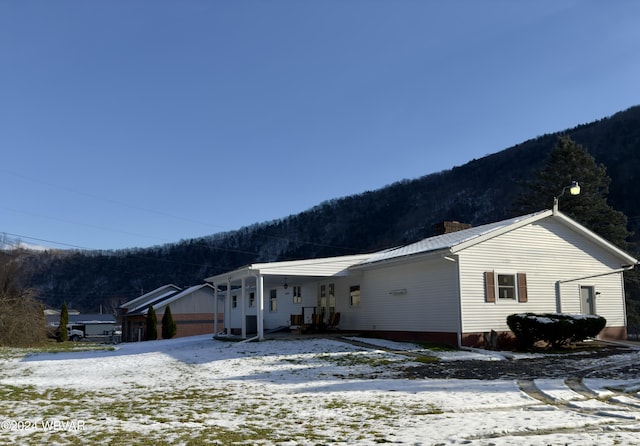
[458,219,628,333]
[227,281,322,331]
[158,287,214,314]
[262,286,295,329]
[157,288,215,314]
[349,258,459,333]
[262,282,323,329]
[227,285,259,331]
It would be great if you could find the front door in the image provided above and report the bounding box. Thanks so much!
[580,286,596,315]
[318,283,336,322]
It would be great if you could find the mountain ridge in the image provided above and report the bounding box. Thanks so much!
[12,105,640,312]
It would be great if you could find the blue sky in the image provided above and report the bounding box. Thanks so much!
[1,1,639,251]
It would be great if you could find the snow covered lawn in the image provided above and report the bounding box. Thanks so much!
[1,335,639,445]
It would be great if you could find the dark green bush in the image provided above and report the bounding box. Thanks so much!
[146,305,158,341]
[161,305,177,339]
[507,313,606,349]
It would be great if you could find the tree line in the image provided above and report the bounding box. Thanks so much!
[2,105,640,341]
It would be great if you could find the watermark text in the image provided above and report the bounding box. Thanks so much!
[1,419,86,432]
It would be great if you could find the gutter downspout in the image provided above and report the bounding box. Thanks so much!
[557,265,635,284]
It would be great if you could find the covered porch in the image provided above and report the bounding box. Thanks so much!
[204,254,370,340]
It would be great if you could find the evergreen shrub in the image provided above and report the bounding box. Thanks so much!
[146,306,158,341]
[507,313,606,349]
[161,306,177,339]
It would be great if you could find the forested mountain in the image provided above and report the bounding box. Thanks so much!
[9,105,640,313]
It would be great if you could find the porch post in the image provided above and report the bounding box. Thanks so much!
[241,276,247,339]
[213,284,218,336]
[256,274,264,340]
[226,278,232,334]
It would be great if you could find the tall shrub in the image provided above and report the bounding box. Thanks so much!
[58,301,69,342]
[161,306,177,339]
[145,306,157,341]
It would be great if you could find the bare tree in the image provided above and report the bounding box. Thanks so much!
[0,252,47,347]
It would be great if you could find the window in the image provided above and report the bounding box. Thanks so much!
[497,274,516,299]
[485,272,528,303]
[249,292,255,308]
[232,295,238,308]
[319,285,327,309]
[319,283,335,314]
[293,286,302,304]
[350,285,361,307]
[328,283,335,309]
[269,289,277,312]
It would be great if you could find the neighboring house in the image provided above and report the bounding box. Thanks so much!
[68,314,118,337]
[119,284,221,341]
[205,210,637,347]
[46,312,118,340]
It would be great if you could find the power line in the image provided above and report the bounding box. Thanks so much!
[1,168,362,255]
[0,169,233,232]
[1,231,92,250]
[1,230,258,268]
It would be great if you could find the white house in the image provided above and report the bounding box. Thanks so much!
[205,210,637,347]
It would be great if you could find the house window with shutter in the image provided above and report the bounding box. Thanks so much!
[485,271,528,303]
[498,274,516,299]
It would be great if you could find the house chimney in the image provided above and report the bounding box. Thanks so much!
[434,221,472,235]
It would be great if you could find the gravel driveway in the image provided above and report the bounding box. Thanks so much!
[404,344,640,380]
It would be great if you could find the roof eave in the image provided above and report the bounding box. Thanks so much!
[205,254,373,284]
[552,211,639,266]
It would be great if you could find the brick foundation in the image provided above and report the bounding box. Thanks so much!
[598,326,627,341]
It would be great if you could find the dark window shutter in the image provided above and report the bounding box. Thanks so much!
[517,273,528,302]
[485,271,495,303]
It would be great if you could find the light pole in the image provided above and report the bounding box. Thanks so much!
[553,181,580,213]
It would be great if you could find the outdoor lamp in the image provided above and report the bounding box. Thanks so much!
[553,181,580,212]
[568,181,581,195]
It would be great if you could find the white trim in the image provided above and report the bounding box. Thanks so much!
[495,272,518,302]
[552,211,638,265]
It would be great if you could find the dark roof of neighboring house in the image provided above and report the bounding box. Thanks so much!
[118,284,182,311]
[123,283,215,316]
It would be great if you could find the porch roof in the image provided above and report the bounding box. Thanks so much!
[204,254,372,285]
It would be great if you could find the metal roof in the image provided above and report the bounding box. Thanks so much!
[359,211,550,265]
[119,284,181,309]
[204,210,637,281]
[205,254,372,284]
